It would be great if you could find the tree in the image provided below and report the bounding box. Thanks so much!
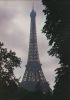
[42,0,70,65]
[0,42,21,100]
[17,87,52,100]
[42,0,70,100]
[53,66,70,100]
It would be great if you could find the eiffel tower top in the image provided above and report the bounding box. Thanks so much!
[30,9,36,17]
[30,0,36,17]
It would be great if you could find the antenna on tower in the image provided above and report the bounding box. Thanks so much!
[32,0,34,10]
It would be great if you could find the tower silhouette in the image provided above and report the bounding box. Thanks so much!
[21,7,51,93]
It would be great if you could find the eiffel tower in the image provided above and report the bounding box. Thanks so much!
[21,6,51,93]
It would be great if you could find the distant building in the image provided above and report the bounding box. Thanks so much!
[21,7,52,93]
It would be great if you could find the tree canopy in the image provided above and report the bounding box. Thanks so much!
[42,0,70,100]
[42,0,70,66]
[0,42,21,100]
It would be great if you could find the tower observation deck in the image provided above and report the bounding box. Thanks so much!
[21,7,52,93]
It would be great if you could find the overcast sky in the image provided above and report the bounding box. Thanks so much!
[0,0,60,90]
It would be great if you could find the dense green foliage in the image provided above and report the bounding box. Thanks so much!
[0,42,21,100]
[42,0,70,100]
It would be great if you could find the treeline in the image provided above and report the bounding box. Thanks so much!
[42,0,70,100]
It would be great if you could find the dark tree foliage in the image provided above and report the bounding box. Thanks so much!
[0,42,21,100]
[53,66,70,100]
[42,0,70,65]
[17,87,52,100]
[16,82,52,100]
[42,0,70,100]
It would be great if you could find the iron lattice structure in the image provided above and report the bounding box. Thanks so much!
[21,8,51,93]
